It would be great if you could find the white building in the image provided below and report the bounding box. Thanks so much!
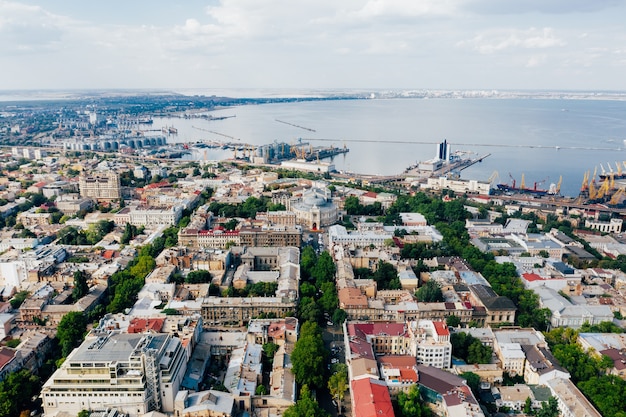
[328,224,392,248]
[42,331,188,416]
[289,188,338,230]
[409,320,452,369]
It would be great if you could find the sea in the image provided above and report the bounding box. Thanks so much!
[151,97,626,198]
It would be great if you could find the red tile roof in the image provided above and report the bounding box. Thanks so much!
[128,318,165,334]
[0,347,16,369]
[433,321,450,336]
[352,378,395,417]
[522,273,544,282]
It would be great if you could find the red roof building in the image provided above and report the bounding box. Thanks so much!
[351,378,395,417]
[127,318,165,334]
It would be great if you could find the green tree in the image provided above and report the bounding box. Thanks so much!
[467,339,493,364]
[536,397,559,417]
[283,385,329,417]
[0,370,40,417]
[263,342,279,361]
[332,309,348,325]
[460,372,481,398]
[373,261,401,290]
[57,311,87,357]
[328,363,348,413]
[446,315,461,328]
[311,251,336,286]
[415,280,444,302]
[291,322,328,389]
[72,270,89,302]
[524,397,532,415]
[397,385,431,417]
[185,270,212,284]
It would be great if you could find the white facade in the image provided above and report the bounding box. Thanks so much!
[42,332,188,417]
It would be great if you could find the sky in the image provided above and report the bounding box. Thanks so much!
[1,0,626,92]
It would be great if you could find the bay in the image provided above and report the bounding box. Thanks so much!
[153,98,626,198]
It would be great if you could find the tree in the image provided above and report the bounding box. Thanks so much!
[446,315,461,328]
[332,309,347,325]
[467,339,493,364]
[524,397,532,415]
[328,363,348,413]
[263,342,279,361]
[397,385,431,417]
[283,385,329,417]
[373,261,401,290]
[415,280,444,302]
[57,311,87,357]
[185,270,212,284]
[72,270,89,302]
[311,251,336,286]
[460,372,481,398]
[536,397,559,417]
[291,322,328,389]
[0,370,40,417]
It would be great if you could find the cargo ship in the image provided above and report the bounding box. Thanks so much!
[496,183,549,196]
[496,174,551,196]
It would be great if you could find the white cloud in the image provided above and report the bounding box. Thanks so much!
[459,27,566,54]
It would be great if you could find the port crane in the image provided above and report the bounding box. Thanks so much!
[610,188,625,205]
[275,119,316,132]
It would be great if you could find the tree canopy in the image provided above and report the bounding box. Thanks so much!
[290,321,328,389]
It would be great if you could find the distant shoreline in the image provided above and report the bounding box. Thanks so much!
[2,88,626,104]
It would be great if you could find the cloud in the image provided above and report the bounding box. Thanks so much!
[0,1,71,54]
[458,27,566,54]
[462,0,625,15]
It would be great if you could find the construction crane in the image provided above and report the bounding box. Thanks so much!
[617,162,623,177]
[275,119,316,132]
[581,171,589,192]
[487,171,499,185]
[589,179,597,200]
[597,179,611,200]
[610,188,624,205]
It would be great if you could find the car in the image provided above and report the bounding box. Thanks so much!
[331,358,339,364]
[327,321,334,326]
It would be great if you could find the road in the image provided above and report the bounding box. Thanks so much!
[319,323,350,417]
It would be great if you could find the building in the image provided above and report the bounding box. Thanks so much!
[238,226,302,247]
[41,331,188,416]
[423,177,492,195]
[289,188,338,230]
[115,205,183,227]
[546,378,602,417]
[174,390,235,417]
[408,320,452,369]
[351,378,395,417]
[56,194,95,215]
[585,217,623,233]
[79,171,121,201]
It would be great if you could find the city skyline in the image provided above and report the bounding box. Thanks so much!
[1,0,626,92]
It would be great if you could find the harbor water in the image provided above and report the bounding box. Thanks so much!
[152,98,626,197]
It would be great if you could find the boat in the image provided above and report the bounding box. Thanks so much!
[496,175,550,196]
[496,183,549,196]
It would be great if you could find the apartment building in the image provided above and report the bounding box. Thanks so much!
[42,331,188,416]
[79,171,121,201]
